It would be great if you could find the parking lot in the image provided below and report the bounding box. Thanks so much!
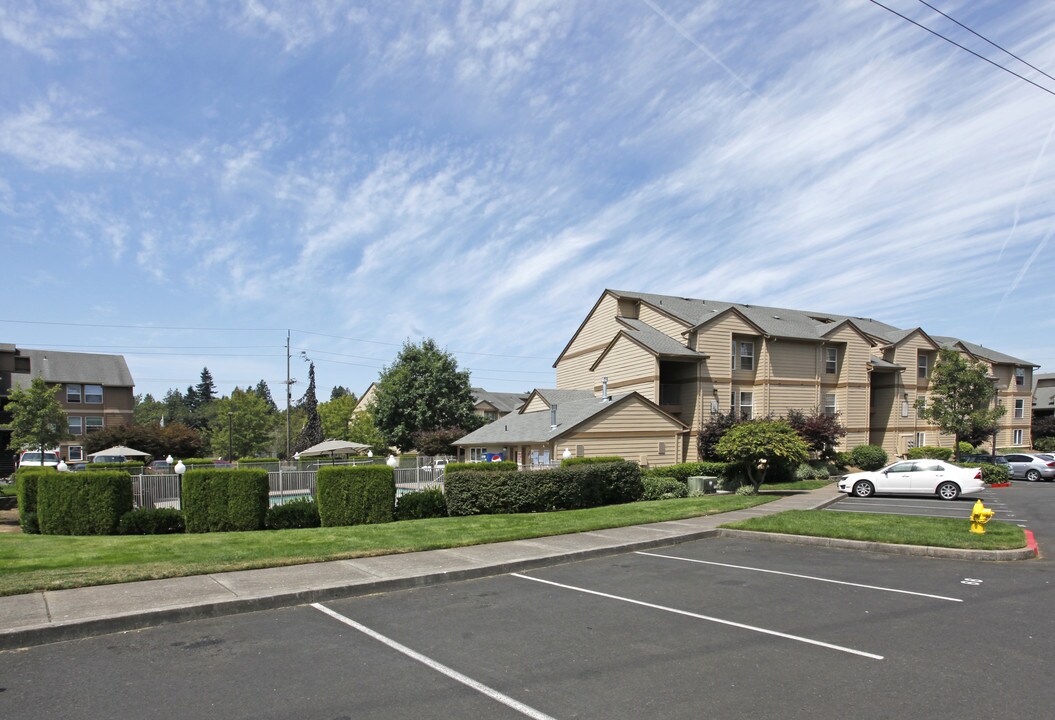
[4,521,1054,720]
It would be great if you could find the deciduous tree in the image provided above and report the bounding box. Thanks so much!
[4,377,71,463]
[916,348,1005,459]
[715,419,809,492]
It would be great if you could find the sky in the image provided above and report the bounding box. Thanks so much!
[2,0,1055,404]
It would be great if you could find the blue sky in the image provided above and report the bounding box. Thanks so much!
[2,0,1054,402]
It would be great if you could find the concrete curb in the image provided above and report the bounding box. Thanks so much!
[0,529,719,652]
[716,528,1038,561]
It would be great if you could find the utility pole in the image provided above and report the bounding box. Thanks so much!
[283,330,297,460]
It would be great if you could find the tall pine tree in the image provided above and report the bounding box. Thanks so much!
[197,367,217,404]
[293,362,323,452]
[253,379,278,413]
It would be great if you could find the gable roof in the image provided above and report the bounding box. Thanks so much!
[11,349,133,388]
[519,388,597,412]
[589,319,705,372]
[454,391,685,446]
[933,336,1039,367]
[471,388,530,414]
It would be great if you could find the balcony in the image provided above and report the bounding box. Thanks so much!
[659,383,681,415]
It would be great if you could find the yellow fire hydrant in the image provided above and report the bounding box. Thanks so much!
[970,499,995,534]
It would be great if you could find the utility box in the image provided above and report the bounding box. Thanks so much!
[687,476,719,494]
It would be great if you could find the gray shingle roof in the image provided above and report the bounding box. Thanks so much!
[455,392,659,445]
[11,349,133,388]
[472,388,530,414]
[933,336,1037,367]
[869,357,905,371]
[528,388,598,408]
[615,318,704,359]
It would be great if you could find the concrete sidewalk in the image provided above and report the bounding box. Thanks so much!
[0,486,1028,651]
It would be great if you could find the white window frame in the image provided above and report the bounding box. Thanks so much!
[739,391,754,420]
[658,442,666,456]
[84,384,103,404]
[739,342,755,371]
[1014,399,1024,419]
[824,393,837,417]
[825,347,837,374]
[1015,368,1025,387]
[917,395,926,418]
[85,416,104,433]
[67,446,84,462]
[1013,429,1023,445]
[66,384,82,403]
[918,353,928,379]
[68,416,83,435]
[915,431,926,448]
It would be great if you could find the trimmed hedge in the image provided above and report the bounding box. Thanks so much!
[641,476,689,500]
[265,499,321,530]
[444,461,518,473]
[182,468,269,533]
[86,462,145,473]
[394,487,448,521]
[850,445,888,471]
[561,456,625,467]
[907,446,953,461]
[955,462,1011,485]
[444,461,642,516]
[15,467,51,532]
[118,508,186,534]
[644,462,733,483]
[37,471,133,535]
[316,465,396,527]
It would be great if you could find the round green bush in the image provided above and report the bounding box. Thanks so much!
[640,476,688,501]
[1035,437,1055,452]
[118,508,186,535]
[849,445,888,471]
[394,488,448,521]
[265,499,321,530]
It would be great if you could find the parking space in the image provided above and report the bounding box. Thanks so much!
[4,535,1053,719]
[828,485,1028,525]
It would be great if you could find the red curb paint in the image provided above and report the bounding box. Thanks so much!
[988,483,1012,488]
[1024,530,1039,557]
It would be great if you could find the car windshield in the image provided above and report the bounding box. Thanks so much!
[22,452,58,462]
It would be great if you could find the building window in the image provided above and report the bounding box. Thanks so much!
[66,384,82,403]
[85,416,104,433]
[739,342,754,371]
[739,392,753,420]
[917,395,926,418]
[576,445,584,457]
[915,432,926,448]
[1014,399,1024,419]
[84,384,103,404]
[1013,429,1023,445]
[824,393,837,417]
[826,348,838,374]
[1015,368,1025,387]
[918,353,928,379]
[658,442,666,456]
[69,416,83,435]
[67,446,83,462]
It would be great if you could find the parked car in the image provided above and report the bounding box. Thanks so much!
[1003,453,1055,482]
[960,454,1010,467]
[148,460,172,472]
[17,450,60,468]
[92,454,127,464]
[838,459,985,501]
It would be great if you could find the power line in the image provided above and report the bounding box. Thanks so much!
[915,0,1055,84]
[867,0,1055,98]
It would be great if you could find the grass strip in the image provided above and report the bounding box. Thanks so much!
[722,509,1026,550]
[0,494,777,596]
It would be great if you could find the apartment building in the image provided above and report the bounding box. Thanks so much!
[1,345,135,469]
[550,289,1037,462]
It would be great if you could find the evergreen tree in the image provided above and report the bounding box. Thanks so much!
[293,362,323,453]
[330,385,354,401]
[253,379,278,413]
[196,367,217,404]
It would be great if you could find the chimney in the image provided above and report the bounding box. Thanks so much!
[601,376,608,402]
[550,404,558,430]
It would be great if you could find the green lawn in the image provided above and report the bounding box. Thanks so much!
[722,509,1026,550]
[0,483,16,498]
[0,494,777,596]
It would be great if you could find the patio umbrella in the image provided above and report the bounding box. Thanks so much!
[88,445,151,459]
[295,439,372,463]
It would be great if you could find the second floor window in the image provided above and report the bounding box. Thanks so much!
[918,353,928,379]
[1015,399,1024,419]
[826,348,838,374]
[66,384,81,403]
[918,395,927,418]
[738,341,754,371]
[739,391,754,420]
[69,416,83,435]
[1015,368,1025,386]
[824,393,837,416]
[85,384,103,404]
[86,416,104,433]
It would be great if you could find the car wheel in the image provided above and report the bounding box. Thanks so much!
[1026,470,1041,482]
[937,481,960,501]
[852,480,874,498]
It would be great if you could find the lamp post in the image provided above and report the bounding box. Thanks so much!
[174,460,186,511]
[227,411,234,464]
[386,454,398,468]
[57,460,68,472]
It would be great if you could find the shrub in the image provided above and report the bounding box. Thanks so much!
[394,487,448,521]
[640,476,689,501]
[86,462,145,473]
[1035,437,1055,452]
[15,467,51,531]
[561,456,625,467]
[444,461,642,516]
[976,462,1011,485]
[37,471,133,535]
[182,468,269,533]
[444,461,518,473]
[785,407,846,460]
[21,511,39,533]
[794,463,830,480]
[644,462,732,482]
[265,499,321,530]
[735,484,757,496]
[831,452,851,470]
[316,465,395,527]
[957,441,974,457]
[907,446,953,461]
[849,445,888,471]
[697,411,739,461]
[118,508,186,534]
[240,457,280,463]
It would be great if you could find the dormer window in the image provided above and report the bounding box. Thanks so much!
[733,340,754,371]
[1015,368,1025,387]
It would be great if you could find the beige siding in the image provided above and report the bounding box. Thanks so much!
[564,435,680,467]
[522,394,551,414]
[556,352,595,390]
[768,340,817,381]
[557,293,621,389]
[593,335,657,402]
[638,304,690,341]
[569,396,685,465]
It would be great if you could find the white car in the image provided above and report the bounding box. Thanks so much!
[17,450,61,468]
[838,459,985,501]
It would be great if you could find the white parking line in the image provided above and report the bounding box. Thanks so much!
[635,552,962,602]
[511,573,883,660]
[825,508,973,520]
[312,603,558,720]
